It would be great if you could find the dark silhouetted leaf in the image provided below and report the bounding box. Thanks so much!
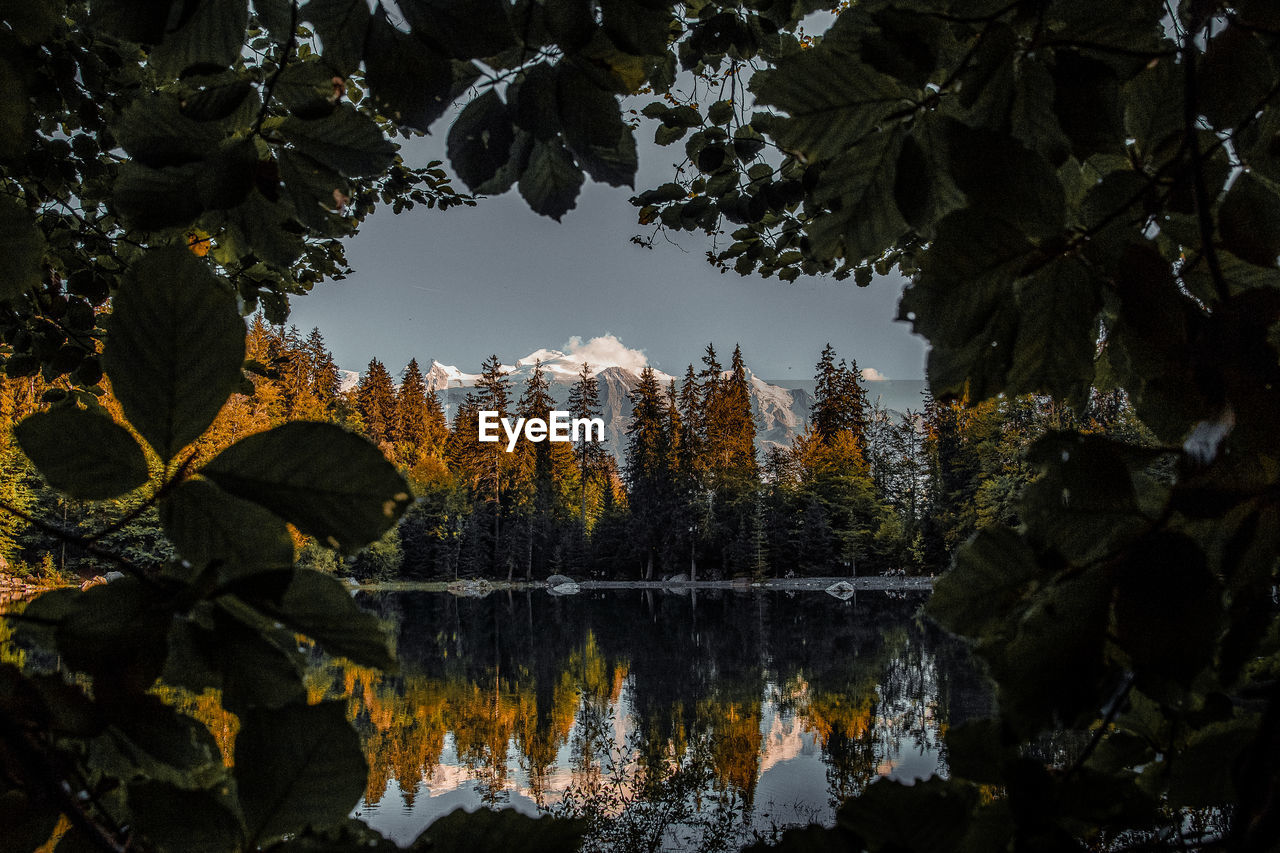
[301,0,369,75]
[253,569,395,670]
[411,807,587,853]
[200,421,412,551]
[235,702,367,844]
[161,477,295,578]
[279,106,397,178]
[102,247,245,461]
[363,12,452,131]
[1220,172,1280,267]
[150,0,251,77]
[15,407,149,500]
[0,196,46,301]
[447,89,515,191]
[518,138,583,220]
[128,781,245,853]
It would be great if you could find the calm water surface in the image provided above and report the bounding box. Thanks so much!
[323,589,989,851]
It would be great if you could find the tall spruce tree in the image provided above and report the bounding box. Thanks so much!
[474,355,513,576]
[394,358,441,460]
[567,362,603,530]
[676,364,705,579]
[356,358,397,448]
[624,367,674,580]
[306,327,341,407]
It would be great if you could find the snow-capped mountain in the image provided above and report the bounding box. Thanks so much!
[375,349,812,459]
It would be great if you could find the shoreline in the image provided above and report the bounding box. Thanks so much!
[356,575,937,594]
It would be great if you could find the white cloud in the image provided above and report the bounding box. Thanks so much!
[860,367,887,382]
[563,334,651,374]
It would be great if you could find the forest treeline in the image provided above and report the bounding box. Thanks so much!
[0,319,1151,583]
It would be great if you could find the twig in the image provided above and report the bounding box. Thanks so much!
[1067,672,1135,777]
[0,499,149,579]
[252,0,300,136]
[1182,32,1230,304]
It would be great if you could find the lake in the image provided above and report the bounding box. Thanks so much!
[313,587,990,851]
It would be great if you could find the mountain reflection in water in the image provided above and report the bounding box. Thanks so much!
[315,589,989,851]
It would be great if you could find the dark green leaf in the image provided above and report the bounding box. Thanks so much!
[1050,51,1124,160]
[164,606,308,712]
[1006,256,1101,403]
[279,106,398,178]
[102,247,246,461]
[363,12,452,131]
[301,0,370,76]
[805,127,906,264]
[752,17,908,161]
[114,93,223,167]
[948,126,1066,238]
[518,138,584,220]
[1220,172,1280,267]
[235,702,368,844]
[200,421,412,551]
[48,581,173,687]
[253,569,395,669]
[1114,533,1222,688]
[15,407,149,500]
[1166,715,1259,807]
[128,781,245,853]
[399,0,517,60]
[0,791,60,853]
[946,719,1005,785]
[510,63,560,141]
[150,0,251,77]
[411,807,587,853]
[1200,25,1275,130]
[928,527,1039,638]
[161,477,295,579]
[112,161,206,230]
[88,0,170,43]
[262,819,400,852]
[275,62,342,119]
[1021,434,1162,565]
[0,196,46,301]
[447,89,515,192]
[554,61,639,186]
[899,211,1035,400]
[840,776,977,853]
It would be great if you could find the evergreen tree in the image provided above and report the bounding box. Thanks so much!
[675,364,705,579]
[624,367,674,580]
[567,362,603,530]
[474,355,514,577]
[356,358,397,449]
[810,344,869,447]
[394,358,444,461]
[306,327,341,407]
[514,361,574,580]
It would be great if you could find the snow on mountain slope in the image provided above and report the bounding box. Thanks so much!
[365,349,808,460]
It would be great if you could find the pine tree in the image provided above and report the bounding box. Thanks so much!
[514,361,561,580]
[356,358,397,449]
[624,367,674,580]
[567,362,603,530]
[394,358,437,460]
[724,345,758,476]
[474,354,513,577]
[675,364,704,579]
[306,327,341,407]
[810,344,868,446]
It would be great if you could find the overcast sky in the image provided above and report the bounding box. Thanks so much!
[286,134,929,382]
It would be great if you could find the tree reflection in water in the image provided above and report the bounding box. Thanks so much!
[313,589,989,850]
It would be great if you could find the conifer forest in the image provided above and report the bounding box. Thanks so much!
[2,1,1280,851]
